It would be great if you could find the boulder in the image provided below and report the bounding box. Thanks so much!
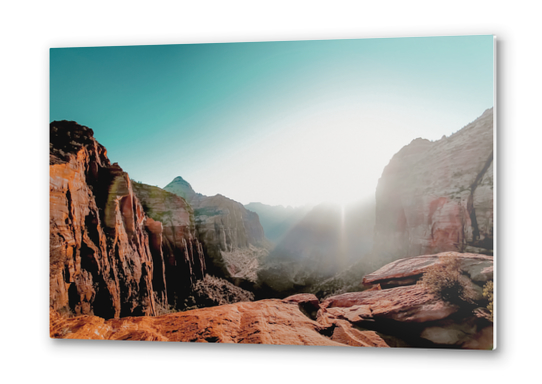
[362,252,493,288]
[282,293,320,308]
[419,316,493,349]
[329,320,389,348]
[322,285,459,323]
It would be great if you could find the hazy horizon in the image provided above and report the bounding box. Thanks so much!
[50,36,494,207]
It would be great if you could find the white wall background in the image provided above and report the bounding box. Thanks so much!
[1,1,539,382]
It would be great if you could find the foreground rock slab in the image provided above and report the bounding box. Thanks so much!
[51,299,389,347]
[321,285,459,323]
[362,252,493,288]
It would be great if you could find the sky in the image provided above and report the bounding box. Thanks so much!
[50,35,494,207]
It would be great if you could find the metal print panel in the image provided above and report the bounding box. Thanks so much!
[49,35,495,349]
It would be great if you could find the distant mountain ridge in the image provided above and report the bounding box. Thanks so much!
[244,202,311,243]
[256,200,375,296]
[164,176,271,286]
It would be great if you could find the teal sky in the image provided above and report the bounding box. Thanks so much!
[50,36,494,207]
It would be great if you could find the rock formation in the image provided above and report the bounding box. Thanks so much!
[322,252,494,349]
[164,177,271,285]
[51,251,493,349]
[49,114,494,349]
[131,182,206,307]
[50,121,162,318]
[50,295,388,347]
[372,108,494,267]
[50,120,260,318]
[362,251,493,289]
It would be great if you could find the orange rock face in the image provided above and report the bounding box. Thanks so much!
[50,121,163,318]
[50,299,388,347]
[132,182,206,306]
[49,121,261,318]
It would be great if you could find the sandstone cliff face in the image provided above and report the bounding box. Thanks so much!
[51,122,264,318]
[131,182,206,307]
[165,177,270,284]
[372,108,494,267]
[50,121,161,318]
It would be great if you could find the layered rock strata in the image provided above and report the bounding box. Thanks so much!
[372,108,494,267]
[50,121,161,318]
[50,121,271,318]
[131,182,206,307]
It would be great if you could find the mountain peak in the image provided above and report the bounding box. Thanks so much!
[172,176,190,184]
[164,176,196,202]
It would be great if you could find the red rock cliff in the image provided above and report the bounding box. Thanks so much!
[50,121,163,318]
[132,182,206,307]
[165,177,270,284]
[371,108,494,267]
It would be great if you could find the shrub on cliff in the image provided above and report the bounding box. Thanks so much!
[483,280,494,320]
[417,256,476,304]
